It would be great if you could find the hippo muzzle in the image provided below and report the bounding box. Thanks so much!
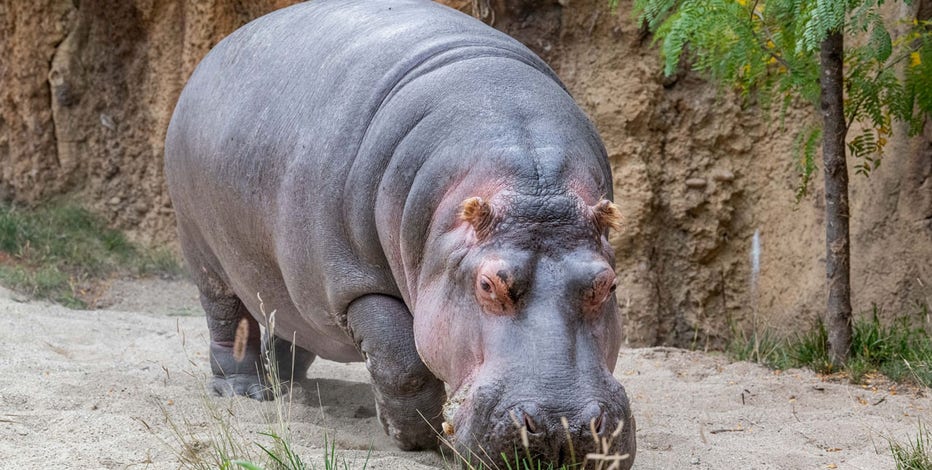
[445,373,636,468]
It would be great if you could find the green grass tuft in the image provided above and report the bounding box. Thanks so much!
[889,421,932,470]
[0,200,181,307]
[850,310,932,386]
[499,452,572,470]
[232,432,370,470]
[729,304,932,387]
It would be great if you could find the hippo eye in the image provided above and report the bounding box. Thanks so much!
[583,269,617,315]
[479,277,492,293]
[475,268,516,315]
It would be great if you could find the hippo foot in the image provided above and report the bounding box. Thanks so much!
[372,379,447,451]
[211,374,270,400]
[347,294,447,451]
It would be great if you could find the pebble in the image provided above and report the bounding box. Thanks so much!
[685,178,707,188]
[711,169,735,182]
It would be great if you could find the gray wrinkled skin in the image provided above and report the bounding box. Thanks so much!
[164,0,634,467]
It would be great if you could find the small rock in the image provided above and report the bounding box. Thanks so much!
[100,113,117,131]
[685,178,707,189]
[108,196,122,205]
[690,456,701,465]
[711,169,735,182]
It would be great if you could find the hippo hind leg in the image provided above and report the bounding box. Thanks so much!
[178,222,269,400]
[347,294,447,451]
[198,282,316,399]
[198,288,270,400]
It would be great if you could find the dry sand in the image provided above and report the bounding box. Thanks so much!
[0,278,927,469]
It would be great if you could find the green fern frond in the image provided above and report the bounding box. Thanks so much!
[867,16,893,63]
[793,126,821,202]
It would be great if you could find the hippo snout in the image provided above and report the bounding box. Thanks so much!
[499,400,633,464]
[451,385,636,469]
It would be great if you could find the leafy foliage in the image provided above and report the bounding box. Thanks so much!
[627,0,932,192]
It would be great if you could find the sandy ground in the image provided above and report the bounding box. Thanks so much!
[0,278,928,469]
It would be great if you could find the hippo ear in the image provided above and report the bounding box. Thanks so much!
[591,199,622,233]
[460,197,495,236]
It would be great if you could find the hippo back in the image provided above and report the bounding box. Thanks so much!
[164,0,570,356]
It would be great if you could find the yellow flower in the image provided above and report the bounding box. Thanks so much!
[737,0,746,6]
[766,40,775,49]
[911,51,922,67]
[767,56,778,65]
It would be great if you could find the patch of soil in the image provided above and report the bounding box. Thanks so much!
[0,279,927,469]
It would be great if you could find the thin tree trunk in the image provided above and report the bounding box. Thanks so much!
[819,30,852,367]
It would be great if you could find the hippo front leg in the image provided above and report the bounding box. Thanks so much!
[347,294,447,451]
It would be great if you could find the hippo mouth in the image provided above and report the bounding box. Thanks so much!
[437,380,635,469]
[440,379,473,443]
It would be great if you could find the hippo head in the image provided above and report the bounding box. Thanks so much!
[412,189,636,468]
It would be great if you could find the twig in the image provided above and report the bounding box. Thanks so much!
[709,428,745,434]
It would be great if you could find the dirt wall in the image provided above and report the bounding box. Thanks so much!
[0,0,929,346]
[0,0,299,242]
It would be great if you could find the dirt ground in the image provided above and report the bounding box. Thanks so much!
[0,278,928,469]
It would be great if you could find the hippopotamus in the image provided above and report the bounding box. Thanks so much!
[164,0,635,466]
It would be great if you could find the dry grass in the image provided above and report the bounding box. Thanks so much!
[148,293,370,470]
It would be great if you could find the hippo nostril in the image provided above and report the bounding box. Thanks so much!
[593,407,606,435]
[581,402,606,437]
[523,412,539,434]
